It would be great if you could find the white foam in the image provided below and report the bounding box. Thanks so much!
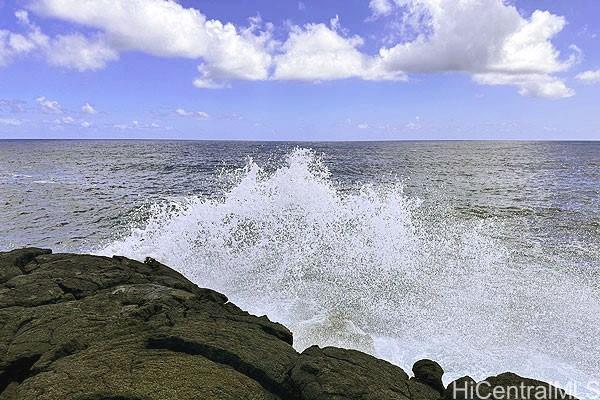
[97,148,600,398]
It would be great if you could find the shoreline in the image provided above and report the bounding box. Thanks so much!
[0,247,580,399]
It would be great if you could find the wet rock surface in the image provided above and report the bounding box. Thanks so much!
[0,248,579,400]
[412,359,445,395]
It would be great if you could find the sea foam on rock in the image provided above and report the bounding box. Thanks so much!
[0,248,578,399]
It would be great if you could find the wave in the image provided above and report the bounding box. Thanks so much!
[97,148,599,397]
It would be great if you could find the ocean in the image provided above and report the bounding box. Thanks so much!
[1,140,599,396]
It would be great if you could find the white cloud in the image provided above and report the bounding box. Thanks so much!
[374,0,576,98]
[0,11,48,66]
[36,96,62,113]
[486,10,574,75]
[369,0,393,18]
[51,115,95,128]
[273,19,404,81]
[576,70,600,84]
[32,0,212,58]
[175,108,210,120]
[175,108,191,117]
[357,123,369,129]
[81,103,97,114]
[192,68,230,89]
[0,99,26,113]
[0,10,116,71]
[46,33,118,71]
[30,0,273,88]
[4,0,577,98]
[0,117,23,126]
[473,73,574,99]
[52,116,76,126]
[114,120,162,130]
[274,23,367,81]
[26,1,403,85]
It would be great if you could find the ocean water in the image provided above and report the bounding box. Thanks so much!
[1,140,599,396]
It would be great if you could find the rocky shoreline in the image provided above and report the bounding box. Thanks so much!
[0,248,576,400]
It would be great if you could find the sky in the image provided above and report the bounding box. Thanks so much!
[0,0,599,140]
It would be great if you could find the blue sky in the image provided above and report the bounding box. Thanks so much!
[0,0,599,140]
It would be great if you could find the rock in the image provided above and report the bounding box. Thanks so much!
[0,248,295,399]
[287,345,442,400]
[0,248,51,284]
[412,359,445,394]
[0,248,581,400]
[478,373,577,400]
[444,373,578,400]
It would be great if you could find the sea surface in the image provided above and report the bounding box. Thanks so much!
[1,140,599,396]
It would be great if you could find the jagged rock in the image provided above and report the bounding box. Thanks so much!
[287,345,442,400]
[444,373,578,400]
[412,359,445,394]
[0,248,581,400]
[0,248,294,399]
[479,373,577,400]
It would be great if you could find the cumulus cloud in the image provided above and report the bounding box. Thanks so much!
[45,34,118,71]
[0,10,117,71]
[0,0,578,98]
[81,103,97,114]
[30,0,273,88]
[274,21,367,80]
[576,70,600,84]
[0,11,48,66]
[29,0,402,85]
[374,0,576,98]
[273,17,404,81]
[473,73,574,99]
[36,96,62,113]
[274,1,575,95]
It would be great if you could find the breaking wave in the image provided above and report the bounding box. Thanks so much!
[98,148,599,397]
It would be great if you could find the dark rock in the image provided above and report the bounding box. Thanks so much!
[478,373,577,400]
[412,359,445,394]
[0,247,51,284]
[445,373,578,400]
[0,248,292,399]
[288,345,442,400]
[0,248,581,400]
